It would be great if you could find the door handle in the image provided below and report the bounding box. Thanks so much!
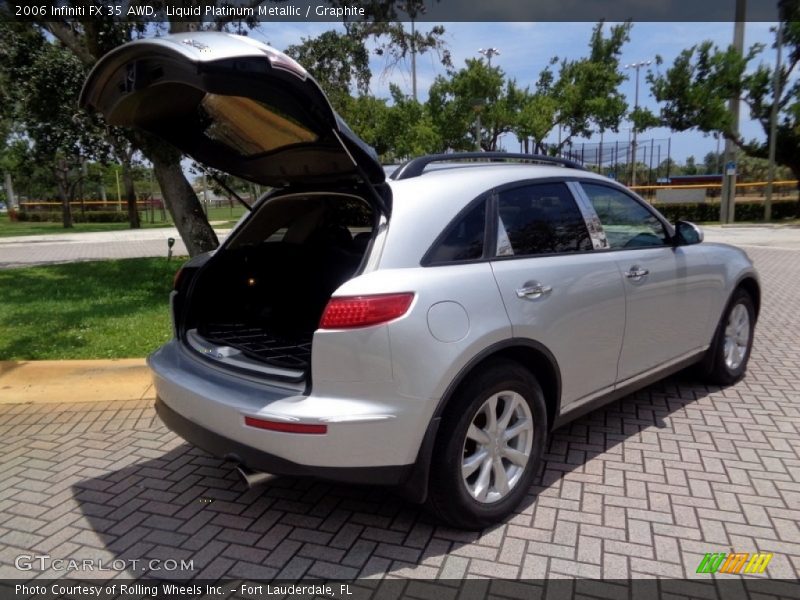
[626,266,649,281]
[515,282,553,299]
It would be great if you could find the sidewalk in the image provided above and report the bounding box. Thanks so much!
[0,359,154,404]
[0,225,231,269]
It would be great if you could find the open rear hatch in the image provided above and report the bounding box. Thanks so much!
[81,32,388,382]
[80,31,388,201]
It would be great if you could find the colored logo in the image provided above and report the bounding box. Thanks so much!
[696,552,772,574]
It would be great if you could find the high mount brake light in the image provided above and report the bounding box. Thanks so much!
[319,293,415,329]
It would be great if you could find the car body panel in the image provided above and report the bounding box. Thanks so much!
[490,252,627,405]
[613,245,716,379]
[328,264,514,404]
[150,340,430,468]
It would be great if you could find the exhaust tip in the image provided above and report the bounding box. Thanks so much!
[235,465,274,488]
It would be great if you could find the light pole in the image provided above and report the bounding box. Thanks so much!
[765,19,783,222]
[721,0,746,224]
[625,60,652,187]
[478,47,500,67]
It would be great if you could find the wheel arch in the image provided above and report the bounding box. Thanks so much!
[735,275,761,318]
[434,338,562,432]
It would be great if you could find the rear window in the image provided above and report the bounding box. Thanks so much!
[200,94,318,157]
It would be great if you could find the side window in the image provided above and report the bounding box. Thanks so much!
[581,183,668,249]
[427,199,486,263]
[496,183,592,256]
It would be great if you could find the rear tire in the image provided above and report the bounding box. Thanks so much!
[700,289,756,386]
[426,359,547,530]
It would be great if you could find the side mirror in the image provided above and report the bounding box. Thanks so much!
[674,220,704,246]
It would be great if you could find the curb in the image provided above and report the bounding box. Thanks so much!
[0,359,154,405]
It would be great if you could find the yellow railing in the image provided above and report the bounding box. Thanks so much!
[630,180,798,192]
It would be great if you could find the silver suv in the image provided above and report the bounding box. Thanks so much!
[82,33,760,529]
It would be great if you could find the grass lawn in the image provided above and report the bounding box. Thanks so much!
[0,258,179,360]
[0,205,246,238]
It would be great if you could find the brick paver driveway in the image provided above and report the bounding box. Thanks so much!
[0,246,798,584]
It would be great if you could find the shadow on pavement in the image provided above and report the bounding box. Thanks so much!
[70,371,718,581]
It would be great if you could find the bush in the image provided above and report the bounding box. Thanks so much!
[16,210,135,223]
[653,200,797,223]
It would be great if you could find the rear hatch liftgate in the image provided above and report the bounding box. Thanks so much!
[79,31,390,213]
[80,32,391,382]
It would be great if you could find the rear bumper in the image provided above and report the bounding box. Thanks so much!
[155,397,411,485]
[148,339,434,470]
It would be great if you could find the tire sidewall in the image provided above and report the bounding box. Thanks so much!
[432,361,548,528]
[713,291,756,383]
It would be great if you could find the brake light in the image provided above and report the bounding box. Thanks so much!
[244,416,327,435]
[319,293,415,329]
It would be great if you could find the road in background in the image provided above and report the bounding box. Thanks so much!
[0,224,797,269]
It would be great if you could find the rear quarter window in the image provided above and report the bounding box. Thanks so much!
[426,199,487,264]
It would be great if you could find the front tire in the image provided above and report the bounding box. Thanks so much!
[701,289,756,386]
[427,359,547,529]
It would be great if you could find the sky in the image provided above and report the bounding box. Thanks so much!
[249,21,782,165]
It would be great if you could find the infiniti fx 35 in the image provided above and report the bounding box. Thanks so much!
[81,32,759,528]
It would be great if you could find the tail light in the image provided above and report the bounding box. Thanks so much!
[172,267,185,290]
[319,293,415,329]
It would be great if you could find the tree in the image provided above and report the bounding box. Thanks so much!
[383,85,442,159]
[0,22,110,228]
[684,155,699,175]
[648,2,800,208]
[428,58,516,151]
[341,0,452,98]
[508,22,633,155]
[550,22,632,150]
[703,149,723,174]
[285,30,371,111]
[513,84,558,154]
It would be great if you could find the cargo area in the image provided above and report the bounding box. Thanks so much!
[181,193,375,380]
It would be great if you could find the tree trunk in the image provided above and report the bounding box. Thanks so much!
[4,172,17,209]
[56,159,73,229]
[143,142,218,256]
[121,161,140,229]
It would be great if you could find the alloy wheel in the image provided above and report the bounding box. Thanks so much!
[461,390,534,504]
[723,303,750,370]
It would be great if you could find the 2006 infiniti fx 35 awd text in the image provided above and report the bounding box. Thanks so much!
[81,32,759,529]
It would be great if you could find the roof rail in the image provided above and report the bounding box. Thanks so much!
[389,152,587,180]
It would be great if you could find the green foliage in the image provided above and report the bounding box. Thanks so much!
[428,58,512,150]
[648,9,800,188]
[655,200,796,223]
[552,22,632,145]
[16,211,131,223]
[285,30,371,109]
[513,91,558,153]
[0,23,108,165]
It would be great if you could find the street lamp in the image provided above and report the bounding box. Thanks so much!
[478,47,501,67]
[626,60,652,186]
